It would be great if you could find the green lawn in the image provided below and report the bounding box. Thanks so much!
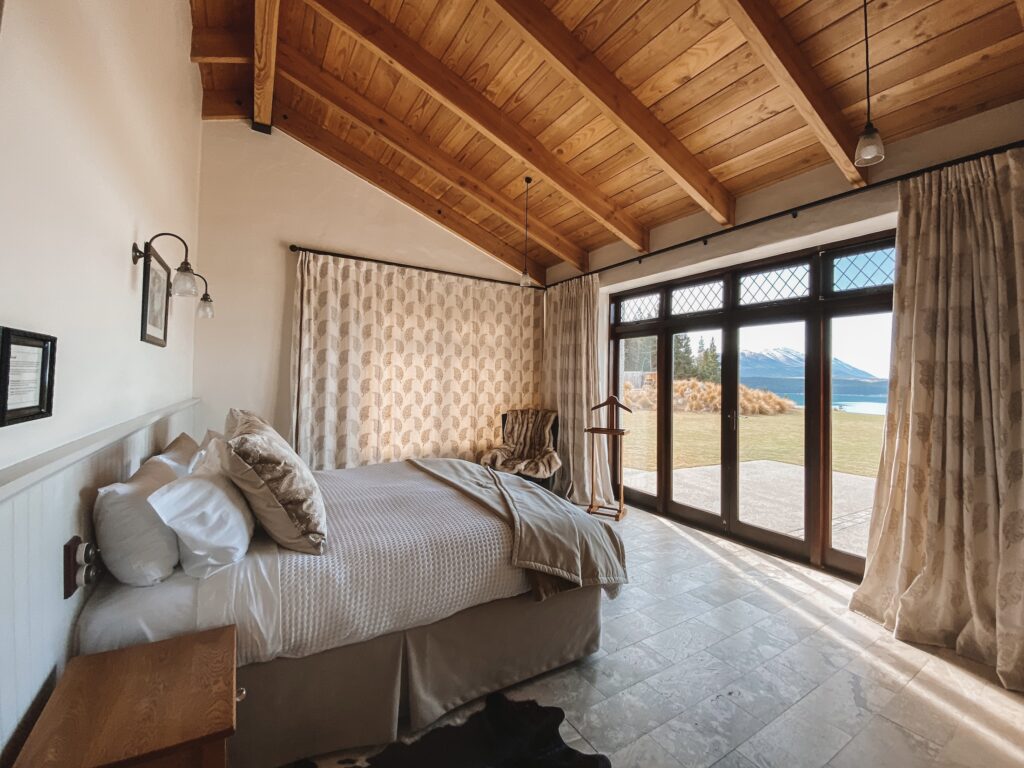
[622,409,885,477]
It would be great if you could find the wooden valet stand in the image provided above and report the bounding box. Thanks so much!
[585,395,632,521]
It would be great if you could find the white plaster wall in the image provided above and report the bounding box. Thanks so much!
[193,120,520,437]
[546,99,1024,292]
[0,0,203,470]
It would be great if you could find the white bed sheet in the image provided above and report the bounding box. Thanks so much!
[78,461,531,665]
[77,570,198,654]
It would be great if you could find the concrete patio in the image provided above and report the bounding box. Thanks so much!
[623,460,874,557]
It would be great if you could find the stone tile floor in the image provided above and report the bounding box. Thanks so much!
[623,462,875,557]
[312,507,1024,768]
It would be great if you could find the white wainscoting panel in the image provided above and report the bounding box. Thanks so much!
[0,400,199,763]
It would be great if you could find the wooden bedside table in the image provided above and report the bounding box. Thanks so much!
[15,626,238,768]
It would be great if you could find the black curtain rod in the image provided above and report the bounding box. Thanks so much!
[287,244,545,289]
[548,137,1024,288]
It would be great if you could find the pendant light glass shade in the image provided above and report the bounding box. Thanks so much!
[519,271,532,287]
[854,122,885,167]
[197,294,215,319]
[171,264,199,297]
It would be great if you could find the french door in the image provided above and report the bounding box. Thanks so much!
[731,317,813,561]
[616,334,659,509]
[661,317,814,562]
[665,327,725,527]
[610,233,896,578]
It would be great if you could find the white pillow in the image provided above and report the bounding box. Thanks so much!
[148,443,255,579]
[186,429,224,475]
[94,459,180,586]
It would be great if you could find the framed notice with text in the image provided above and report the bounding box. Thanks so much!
[0,327,56,427]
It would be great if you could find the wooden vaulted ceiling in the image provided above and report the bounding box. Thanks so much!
[189,0,1024,283]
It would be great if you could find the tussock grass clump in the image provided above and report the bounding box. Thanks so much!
[738,385,795,415]
[623,379,795,415]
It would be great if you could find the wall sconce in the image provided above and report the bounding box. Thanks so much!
[131,232,214,318]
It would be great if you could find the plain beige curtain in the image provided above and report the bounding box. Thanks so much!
[850,149,1024,691]
[291,252,543,470]
[543,275,614,506]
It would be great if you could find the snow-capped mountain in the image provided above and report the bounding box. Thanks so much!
[740,347,882,380]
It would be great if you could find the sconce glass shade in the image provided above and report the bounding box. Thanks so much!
[197,295,215,319]
[171,265,199,297]
[854,122,885,167]
[519,271,532,287]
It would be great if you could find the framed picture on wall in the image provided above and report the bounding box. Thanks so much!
[140,246,171,347]
[0,327,57,427]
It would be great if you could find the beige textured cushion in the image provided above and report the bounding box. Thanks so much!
[225,408,268,435]
[151,432,201,477]
[221,409,326,554]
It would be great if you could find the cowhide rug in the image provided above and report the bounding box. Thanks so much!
[285,693,609,768]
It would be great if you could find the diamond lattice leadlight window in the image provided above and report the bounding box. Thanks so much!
[740,264,810,305]
[671,281,724,315]
[832,247,896,292]
[619,293,660,322]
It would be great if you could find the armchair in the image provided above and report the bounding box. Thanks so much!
[480,409,561,488]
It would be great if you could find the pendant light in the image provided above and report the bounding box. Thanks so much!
[854,0,884,167]
[519,176,533,287]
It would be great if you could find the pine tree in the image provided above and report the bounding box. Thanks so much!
[673,334,696,379]
[704,337,721,383]
[623,336,657,373]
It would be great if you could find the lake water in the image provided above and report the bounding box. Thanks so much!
[771,393,888,416]
[834,400,888,416]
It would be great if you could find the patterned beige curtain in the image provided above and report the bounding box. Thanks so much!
[291,252,543,470]
[850,149,1024,691]
[543,275,614,506]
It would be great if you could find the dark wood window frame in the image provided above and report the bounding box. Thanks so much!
[609,231,896,579]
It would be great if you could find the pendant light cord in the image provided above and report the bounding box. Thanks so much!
[522,177,531,275]
[863,0,872,125]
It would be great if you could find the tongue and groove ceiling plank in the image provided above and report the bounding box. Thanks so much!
[187,0,1024,264]
[301,0,650,252]
[485,0,735,226]
[278,43,589,270]
[718,0,866,187]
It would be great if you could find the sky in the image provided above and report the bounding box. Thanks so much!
[830,312,892,379]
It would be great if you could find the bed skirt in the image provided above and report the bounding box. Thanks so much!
[231,586,603,768]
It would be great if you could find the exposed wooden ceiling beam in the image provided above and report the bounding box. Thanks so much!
[277,45,587,271]
[202,90,249,120]
[252,0,281,132]
[1017,0,1024,28]
[302,0,648,253]
[718,0,866,188]
[276,109,547,285]
[486,0,735,227]
[191,29,252,64]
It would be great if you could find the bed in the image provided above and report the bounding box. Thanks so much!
[77,459,626,767]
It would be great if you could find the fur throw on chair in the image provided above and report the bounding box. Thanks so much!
[480,409,562,480]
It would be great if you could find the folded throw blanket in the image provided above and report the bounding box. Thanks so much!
[480,409,562,479]
[411,458,627,600]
